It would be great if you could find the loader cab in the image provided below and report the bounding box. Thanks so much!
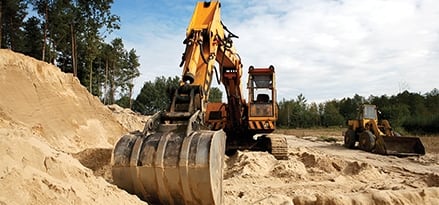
[358,104,385,136]
[247,65,277,132]
[360,104,378,120]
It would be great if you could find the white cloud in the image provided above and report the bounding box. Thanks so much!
[113,0,439,102]
[222,0,439,102]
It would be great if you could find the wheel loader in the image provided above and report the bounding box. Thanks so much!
[344,104,425,156]
[111,1,288,205]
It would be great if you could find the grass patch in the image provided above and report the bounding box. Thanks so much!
[418,136,439,154]
[275,127,344,138]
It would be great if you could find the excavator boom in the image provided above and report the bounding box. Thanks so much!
[112,2,231,204]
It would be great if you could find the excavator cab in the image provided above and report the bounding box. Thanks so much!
[247,65,277,132]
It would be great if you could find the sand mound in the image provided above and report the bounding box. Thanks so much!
[225,151,277,179]
[73,148,113,182]
[0,119,145,205]
[0,49,128,152]
[270,157,308,179]
[0,50,146,205]
[107,104,149,132]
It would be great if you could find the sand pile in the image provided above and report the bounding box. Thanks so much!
[107,104,149,132]
[0,50,130,152]
[0,49,146,205]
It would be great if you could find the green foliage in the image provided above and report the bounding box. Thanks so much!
[277,89,439,134]
[133,76,180,115]
[403,114,439,134]
[115,96,131,109]
[1,0,27,50]
[208,87,223,102]
[321,100,344,127]
[377,104,410,127]
[22,16,43,59]
[338,95,363,120]
[278,94,320,128]
[0,0,135,104]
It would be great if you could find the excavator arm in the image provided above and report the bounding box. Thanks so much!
[111,2,240,205]
[178,1,245,128]
[111,1,287,205]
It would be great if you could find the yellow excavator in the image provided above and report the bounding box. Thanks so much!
[344,104,425,156]
[111,1,287,205]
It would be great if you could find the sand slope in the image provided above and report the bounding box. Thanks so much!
[0,49,146,205]
[0,50,129,152]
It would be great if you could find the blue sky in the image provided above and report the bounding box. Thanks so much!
[108,0,439,103]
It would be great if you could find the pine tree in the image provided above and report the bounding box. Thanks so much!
[1,0,27,50]
[22,16,43,59]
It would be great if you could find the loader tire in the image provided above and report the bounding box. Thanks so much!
[359,131,376,152]
[344,129,356,149]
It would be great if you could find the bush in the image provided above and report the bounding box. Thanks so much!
[403,114,439,134]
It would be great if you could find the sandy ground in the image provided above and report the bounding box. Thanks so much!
[224,136,439,204]
[1,49,438,205]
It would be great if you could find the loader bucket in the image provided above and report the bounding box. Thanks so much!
[381,136,425,156]
[111,128,226,205]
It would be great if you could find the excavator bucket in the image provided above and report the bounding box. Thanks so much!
[111,127,226,205]
[380,136,425,156]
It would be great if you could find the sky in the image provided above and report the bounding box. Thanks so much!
[108,0,439,103]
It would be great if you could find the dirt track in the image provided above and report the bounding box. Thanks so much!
[1,49,438,205]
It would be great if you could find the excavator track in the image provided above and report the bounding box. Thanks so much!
[268,135,289,160]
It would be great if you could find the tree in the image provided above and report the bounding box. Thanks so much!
[395,91,427,117]
[112,48,140,108]
[277,98,291,127]
[379,104,410,127]
[339,97,359,120]
[122,48,141,96]
[291,94,308,128]
[76,0,120,81]
[425,88,439,114]
[30,0,56,62]
[321,100,344,127]
[100,42,114,104]
[1,0,27,50]
[29,0,120,78]
[133,76,180,115]
[2,0,137,105]
[100,38,128,104]
[307,102,321,127]
[208,87,222,102]
[22,16,43,59]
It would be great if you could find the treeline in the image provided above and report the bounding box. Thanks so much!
[1,0,139,103]
[278,89,439,134]
[130,76,223,115]
[128,75,438,134]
